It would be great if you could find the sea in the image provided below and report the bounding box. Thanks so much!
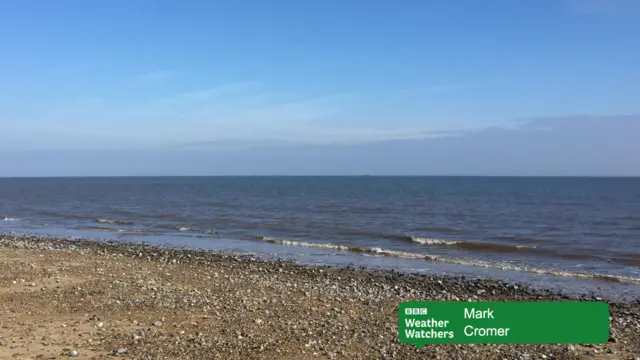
[1,176,639,300]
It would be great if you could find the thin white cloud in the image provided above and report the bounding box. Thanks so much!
[151,81,262,105]
[168,92,358,141]
[23,79,496,148]
[137,70,173,82]
[290,127,450,144]
[230,92,357,121]
[394,84,471,96]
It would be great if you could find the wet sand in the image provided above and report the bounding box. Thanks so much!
[0,234,638,360]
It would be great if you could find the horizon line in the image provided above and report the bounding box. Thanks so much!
[1,175,639,179]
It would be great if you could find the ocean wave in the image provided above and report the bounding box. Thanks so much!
[409,236,538,252]
[96,218,134,226]
[491,235,553,244]
[332,229,462,241]
[74,226,123,232]
[178,234,218,239]
[409,236,623,265]
[153,224,196,232]
[116,230,159,236]
[616,258,640,267]
[410,237,459,245]
[257,236,357,252]
[255,236,640,284]
[418,226,463,234]
[331,229,408,241]
[29,209,95,221]
[3,217,21,221]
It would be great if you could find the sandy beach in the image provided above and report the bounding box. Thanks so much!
[0,234,638,360]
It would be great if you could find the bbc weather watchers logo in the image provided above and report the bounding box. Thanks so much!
[405,307,428,315]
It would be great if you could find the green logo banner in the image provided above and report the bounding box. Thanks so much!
[398,301,609,346]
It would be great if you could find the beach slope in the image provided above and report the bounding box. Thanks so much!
[0,235,638,360]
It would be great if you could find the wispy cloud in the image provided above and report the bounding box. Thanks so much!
[23,78,494,148]
[394,83,475,96]
[291,127,451,144]
[229,92,357,121]
[151,81,262,105]
[136,70,173,82]
[169,92,359,141]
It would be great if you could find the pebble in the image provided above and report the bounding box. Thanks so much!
[2,234,640,360]
[68,350,78,357]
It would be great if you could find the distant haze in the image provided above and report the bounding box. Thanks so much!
[1,116,638,177]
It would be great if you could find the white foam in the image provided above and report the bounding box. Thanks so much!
[96,218,116,224]
[425,255,640,284]
[410,237,459,245]
[515,245,536,249]
[369,247,427,259]
[177,227,191,232]
[3,217,21,221]
[96,218,133,226]
[255,236,640,284]
[411,236,536,249]
[260,237,353,251]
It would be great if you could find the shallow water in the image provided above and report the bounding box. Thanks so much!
[1,176,639,299]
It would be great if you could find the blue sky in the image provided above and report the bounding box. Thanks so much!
[0,0,639,175]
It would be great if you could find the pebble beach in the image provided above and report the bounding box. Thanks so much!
[0,234,638,360]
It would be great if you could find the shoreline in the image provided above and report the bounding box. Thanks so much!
[5,227,639,303]
[0,234,638,359]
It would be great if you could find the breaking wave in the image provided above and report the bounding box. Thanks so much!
[255,236,640,284]
[3,217,21,221]
[409,237,459,246]
[74,226,123,232]
[409,236,538,252]
[96,218,134,226]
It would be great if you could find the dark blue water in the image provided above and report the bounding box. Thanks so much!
[1,176,639,299]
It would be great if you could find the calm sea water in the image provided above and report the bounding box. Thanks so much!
[1,176,639,299]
